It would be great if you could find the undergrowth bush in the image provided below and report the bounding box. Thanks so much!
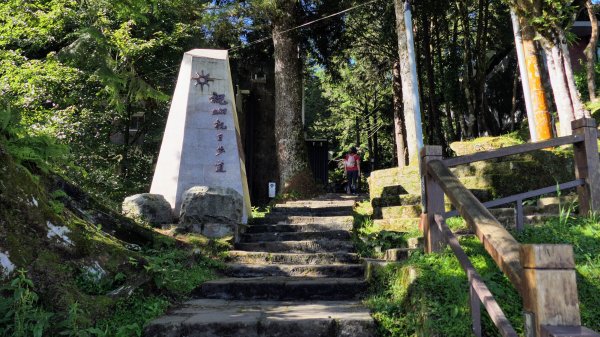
[366,216,600,336]
[0,247,220,336]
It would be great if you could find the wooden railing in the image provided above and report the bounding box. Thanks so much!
[421,118,600,337]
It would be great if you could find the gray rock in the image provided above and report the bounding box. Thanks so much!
[179,186,242,237]
[122,194,173,226]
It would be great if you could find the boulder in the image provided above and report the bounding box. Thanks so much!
[122,194,173,226]
[179,186,242,238]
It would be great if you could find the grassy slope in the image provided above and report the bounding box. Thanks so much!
[0,143,224,336]
[356,203,600,336]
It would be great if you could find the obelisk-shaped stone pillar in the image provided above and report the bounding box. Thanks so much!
[150,49,251,223]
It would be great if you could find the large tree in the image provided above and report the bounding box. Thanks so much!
[271,0,313,192]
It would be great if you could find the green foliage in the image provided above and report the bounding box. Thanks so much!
[368,215,600,336]
[5,134,69,172]
[0,270,53,337]
[352,201,419,258]
[366,237,524,337]
[143,249,220,296]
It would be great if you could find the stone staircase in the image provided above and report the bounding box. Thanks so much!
[144,195,376,337]
[368,164,574,232]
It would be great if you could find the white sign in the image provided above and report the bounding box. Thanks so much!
[268,182,276,198]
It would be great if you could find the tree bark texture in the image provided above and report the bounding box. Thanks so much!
[272,1,312,190]
[542,40,576,136]
[394,0,420,164]
[558,29,589,119]
[520,23,553,140]
[585,0,598,101]
[392,61,408,167]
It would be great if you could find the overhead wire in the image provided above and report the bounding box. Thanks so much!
[139,0,385,78]
[228,0,384,51]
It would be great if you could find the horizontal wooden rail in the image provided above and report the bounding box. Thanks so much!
[427,159,524,293]
[445,179,585,219]
[434,214,518,337]
[443,135,583,167]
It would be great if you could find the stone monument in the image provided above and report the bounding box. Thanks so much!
[150,49,251,223]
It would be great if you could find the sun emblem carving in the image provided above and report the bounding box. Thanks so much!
[191,70,215,92]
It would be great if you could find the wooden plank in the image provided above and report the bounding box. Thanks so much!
[470,283,482,337]
[428,160,524,291]
[541,325,600,337]
[444,179,585,218]
[572,118,600,214]
[434,215,519,337]
[515,201,524,231]
[522,269,581,335]
[520,245,575,269]
[443,135,583,167]
[422,146,445,253]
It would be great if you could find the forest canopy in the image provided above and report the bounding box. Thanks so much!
[1,0,598,203]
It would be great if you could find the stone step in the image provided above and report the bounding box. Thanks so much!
[274,202,354,209]
[377,205,422,219]
[244,222,353,234]
[225,251,361,265]
[235,240,355,253]
[252,215,353,226]
[240,230,351,243]
[373,218,420,232]
[224,263,364,278]
[370,194,421,208]
[489,206,546,218]
[144,299,376,337]
[496,214,557,228]
[194,277,367,301]
[269,208,351,216]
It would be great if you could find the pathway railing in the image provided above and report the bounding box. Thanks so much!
[420,118,600,337]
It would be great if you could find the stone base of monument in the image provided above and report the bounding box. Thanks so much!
[178,186,242,238]
[121,193,173,226]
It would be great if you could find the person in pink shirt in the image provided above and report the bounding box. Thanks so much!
[343,146,361,194]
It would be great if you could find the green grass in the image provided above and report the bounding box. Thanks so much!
[365,216,600,336]
[352,201,420,258]
[0,246,221,337]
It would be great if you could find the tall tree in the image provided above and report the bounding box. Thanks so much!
[271,0,313,191]
[394,0,423,164]
[584,0,598,101]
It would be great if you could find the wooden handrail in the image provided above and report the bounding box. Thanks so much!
[445,179,585,219]
[434,214,518,337]
[443,135,583,167]
[427,159,524,293]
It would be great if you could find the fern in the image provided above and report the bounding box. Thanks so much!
[6,135,69,172]
[0,105,11,133]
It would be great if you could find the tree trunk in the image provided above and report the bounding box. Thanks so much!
[373,110,379,170]
[585,0,598,101]
[272,1,314,191]
[394,0,421,165]
[558,29,590,119]
[459,0,477,137]
[510,68,519,131]
[542,39,576,136]
[520,24,553,140]
[120,101,132,179]
[392,61,408,167]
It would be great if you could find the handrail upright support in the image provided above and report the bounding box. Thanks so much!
[421,146,445,253]
[572,118,600,215]
[470,281,482,337]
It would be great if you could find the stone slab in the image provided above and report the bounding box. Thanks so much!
[144,300,375,337]
[150,49,250,222]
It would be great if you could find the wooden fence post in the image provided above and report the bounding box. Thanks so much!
[572,118,600,215]
[520,245,581,337]
[421,146,444,253]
